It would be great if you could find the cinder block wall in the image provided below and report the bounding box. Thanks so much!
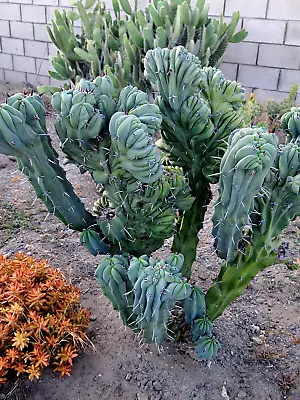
[0,0,299,101]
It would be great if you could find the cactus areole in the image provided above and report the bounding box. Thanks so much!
[0,47,299,360]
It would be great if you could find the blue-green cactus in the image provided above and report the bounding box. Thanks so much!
[0,46,299,362]
[205,128,300,321]
[281,107,300,143]
[44,0,247,91]
[96,253,194,346]
[145,46,245,276]
[212,127,278,262]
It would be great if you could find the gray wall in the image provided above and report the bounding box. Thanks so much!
[0,0,299,101]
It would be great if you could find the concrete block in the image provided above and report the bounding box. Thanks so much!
[2,38,24,55]
[0,20,9,37]
[258,44,300,69]
[4,69,26,83]
[225,0,268,18]
[9,0,31,4]
[220,63,238,81]
[135,0,147,10]
[21,5,46,23]
[278,70,300,92]
[10,22,34,40]
[0,3,21,21]
[59,0,72,6]
[267,0,300,21]
[34,23,50,42]
[207,0,224,15]
[48,42,57,57]
[238,65,279,90]
[253,88,290,103]
[286,22,300,46]
[34,0,58,5]
[13,55,36,73]
[243,19,286,44]
[0,69,4,81]
[25,40,48,57]
[0,53,13,69]
[36,57,51,76]
[26,73,50,86]
[73,25,82,36]
[223,42,258,65]
[73,17,82,28]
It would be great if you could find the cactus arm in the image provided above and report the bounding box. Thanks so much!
[205,238,279,322]
[0,100,97,231]
[206,130,300,322]
[212,128,278,262]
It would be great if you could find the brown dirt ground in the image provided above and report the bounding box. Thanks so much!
[0,81,299,400]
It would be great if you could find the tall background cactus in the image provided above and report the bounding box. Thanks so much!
[42,0,247,92]
[0,47,299,360]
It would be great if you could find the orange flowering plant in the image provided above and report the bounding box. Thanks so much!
[0,252,90,382]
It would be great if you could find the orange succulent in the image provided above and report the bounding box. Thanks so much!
[12,331,30,351]
[0,252,90,382]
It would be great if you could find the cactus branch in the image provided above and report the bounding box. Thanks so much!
[205,237,280,322]
[172,181,212,278]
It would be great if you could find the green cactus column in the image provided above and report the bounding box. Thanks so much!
[172,179,212,278]
[205,238,279,321]
[0,95,98,232]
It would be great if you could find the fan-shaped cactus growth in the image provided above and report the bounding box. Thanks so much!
[0,47,299,360]
[43,0,247,91]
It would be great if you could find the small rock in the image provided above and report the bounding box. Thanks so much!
[221,385,230,400]
[0,161,8,169]
[137,353,142,359]
[90,315,97,321]
[237,390,247,398]
[251,336,263,345]
[136,393,149,400]
[137,381,141,387]
[142,379,148,387]
[250,324,260,335]
[125,373,132,381]
[152,381,162,391]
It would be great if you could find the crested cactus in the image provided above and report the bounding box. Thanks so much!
[145,46,244,275]
[96,253,219,358]
[205,127,300,321]
[96,253,193,346]
[281,106,300,142]
[43,0,247,92]
[0,46,299,361]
